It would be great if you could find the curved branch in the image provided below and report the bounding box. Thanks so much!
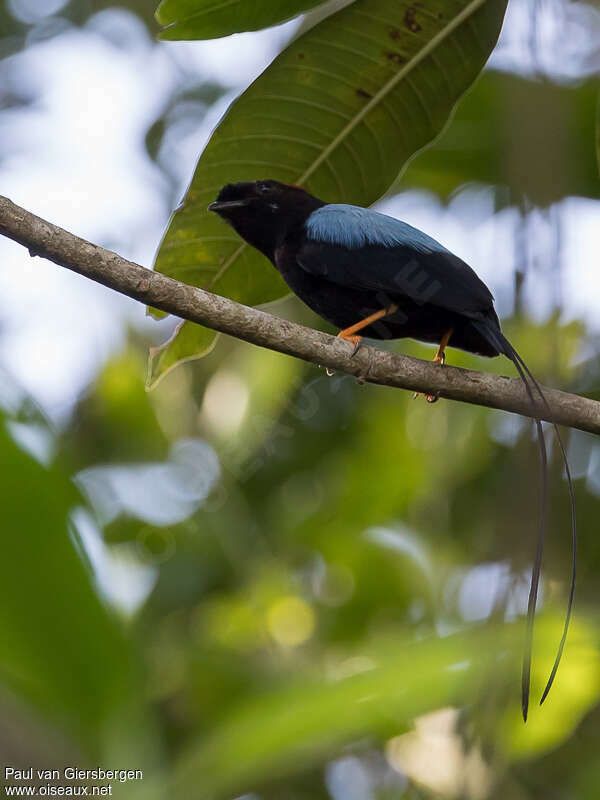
[0,195,598,435]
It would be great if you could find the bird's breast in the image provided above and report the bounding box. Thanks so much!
[274,243,404,332]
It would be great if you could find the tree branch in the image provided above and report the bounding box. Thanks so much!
[1,195,598,435]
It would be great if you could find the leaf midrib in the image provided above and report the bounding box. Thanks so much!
[208,0,487,291]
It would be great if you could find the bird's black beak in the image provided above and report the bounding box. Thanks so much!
[208,199,250,213]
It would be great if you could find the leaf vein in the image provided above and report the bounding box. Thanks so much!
[297,0,486,186]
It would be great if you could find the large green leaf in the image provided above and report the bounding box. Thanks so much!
[170,618,600,798]
[0,415,144,756]
[150,0,508,385]
[155,0,328,40]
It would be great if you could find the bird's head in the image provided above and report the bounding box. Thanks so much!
[208,180,323,260]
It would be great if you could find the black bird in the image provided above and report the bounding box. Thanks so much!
[209,179,576,720]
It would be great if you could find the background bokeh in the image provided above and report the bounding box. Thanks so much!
[0,0,599,798]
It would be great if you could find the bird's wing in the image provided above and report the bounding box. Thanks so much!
[297,205,494,317]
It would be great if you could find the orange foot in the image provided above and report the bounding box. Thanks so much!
[336,304,398,358]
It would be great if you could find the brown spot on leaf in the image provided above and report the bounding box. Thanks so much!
[404,6,422,33]
[389,27,400,40]
[356,88,373,99]
[298,52,305,59]
[385,51,407,65]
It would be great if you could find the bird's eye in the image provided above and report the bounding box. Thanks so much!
[258,183,271,194]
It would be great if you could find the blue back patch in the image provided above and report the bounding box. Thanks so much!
[305,204,448,255]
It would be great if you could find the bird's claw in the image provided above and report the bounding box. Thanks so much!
[336,334,363,357]
[413,390,439,402]
[414,349,445,403]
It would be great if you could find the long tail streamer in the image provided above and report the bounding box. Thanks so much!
[472,319,577,722]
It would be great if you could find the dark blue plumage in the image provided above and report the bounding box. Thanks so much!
[208,179,577,721]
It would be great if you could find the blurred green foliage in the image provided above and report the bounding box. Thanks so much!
[2,309,600,798]
[403,71,600,205]
[596,89,600,177]
[0,392,159,775]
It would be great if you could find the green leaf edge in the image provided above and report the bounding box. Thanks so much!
[155,0,325,41]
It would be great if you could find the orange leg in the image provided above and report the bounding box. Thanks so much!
[337,304,399,356]
[414,328,453,404]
